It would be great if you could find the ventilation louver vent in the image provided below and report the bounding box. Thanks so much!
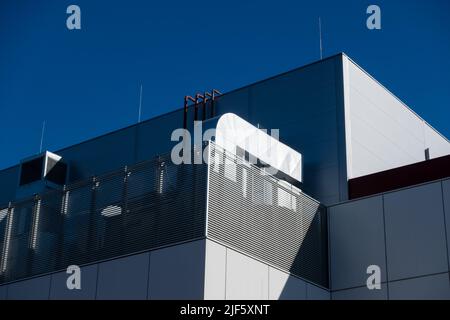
[19,152,67,187]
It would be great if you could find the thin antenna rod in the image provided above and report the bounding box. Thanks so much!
[319,17,323,60]
[138,84,143,123]
[39,121,46,153]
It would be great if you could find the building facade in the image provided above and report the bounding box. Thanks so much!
[0,53,449,299]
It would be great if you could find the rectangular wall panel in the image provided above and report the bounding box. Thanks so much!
[332,284,388,300]
[389,273,450,300]
[204,240,226,300]
[269,266,307,300]
[225,248,269,300]
[306,283,330,300]
[329,196,386,290]
[443,179,450,271]
[148,240,205,300]
[96,253,150,300]
[384,182,448,281]
[0,284,7,300]
[7,275,51,300]
[49,264,98,300]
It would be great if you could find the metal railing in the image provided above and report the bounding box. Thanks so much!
[0,154,207,285]
[0,142,328,288]
[207,142,329,287]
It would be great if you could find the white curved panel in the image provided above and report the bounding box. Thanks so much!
[215,113,302,182]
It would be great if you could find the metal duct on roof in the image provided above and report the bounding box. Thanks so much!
[215,113,302,183]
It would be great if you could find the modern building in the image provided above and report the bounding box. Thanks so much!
[0,53,449,300]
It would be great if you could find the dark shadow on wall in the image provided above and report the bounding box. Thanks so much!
[280,206,329,299]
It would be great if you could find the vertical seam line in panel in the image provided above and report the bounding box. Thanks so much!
[94,264,100,300]
[381,195,390,300]
[146,252,151,300]
[305,280,308,300]
[48,274,53,300]
[327,207,332,291]
[267,265,269,300]
[224,247,228,300]
[440,182,450,274]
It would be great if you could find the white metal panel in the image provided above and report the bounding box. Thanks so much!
[424,124,450,159]
[216,113,302,182]
[225,248,269,300]
[344,56,450,178]
[204,240,226,300]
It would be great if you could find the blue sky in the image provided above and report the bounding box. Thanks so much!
[0,0,449,170]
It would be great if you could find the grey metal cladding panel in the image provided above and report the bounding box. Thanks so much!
[225,248,269,300]
[305,165,340,206]
[332,284,388,300]
[245,62,341,205]
[249,81,337,132]
[248,56,338,124]
[247,58,338,146]
[269,266,306,300]
[207,145,328,287]
[0,166,19,205]
[0,284,6,300]
[59,127,136,182]
[148,240,205,300]
[249,78,338,155]
[389,273,450,300]
[329,196,386,290]
[443,179,450,270]
[49,264,98,300]
[295,133,339,165]
[7,275,51,300]
[306,283,330,300]
[136,110,185,163]
[215,88,250,120]
[384,182,448,281]
[96,252,150,300]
